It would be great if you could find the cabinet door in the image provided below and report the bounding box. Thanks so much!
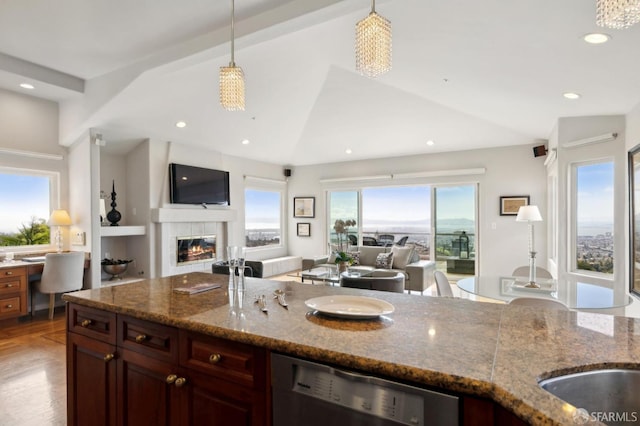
[67,332,117,426]
[181,372,263,426]
[118,348,181,426]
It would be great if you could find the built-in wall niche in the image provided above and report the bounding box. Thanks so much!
[100,234,145,285]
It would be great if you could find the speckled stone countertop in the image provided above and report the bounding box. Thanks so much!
[63,272,640,425]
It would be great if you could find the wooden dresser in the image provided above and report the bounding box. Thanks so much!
[0,265,28,319]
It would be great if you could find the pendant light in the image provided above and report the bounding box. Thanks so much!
[596,0,640,29]
[220,0,245,111]
[355,0,392,78]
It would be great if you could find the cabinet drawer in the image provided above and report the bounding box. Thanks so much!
[0,266,27,280]
[0,296,22,316]
[118,315,178,363]
[0,277,26,296]
[67,303,116,344]
[180,331,267,388]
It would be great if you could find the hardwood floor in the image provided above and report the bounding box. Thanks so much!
[0,311,67,426]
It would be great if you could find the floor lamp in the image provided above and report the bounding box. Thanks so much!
[516,205,543,288]
[48,209,72,253]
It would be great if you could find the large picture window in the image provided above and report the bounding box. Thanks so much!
[574,161,614,274]
[245,188,282,248]
[0,168,55,248]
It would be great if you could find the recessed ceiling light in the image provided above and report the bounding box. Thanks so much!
[426,140,435,146]
[175,121,187,128]
[20,83,34,90]
[583,33,610,44]
[241,139,250,145]
[345,148,352,154]
[563,92,581,100]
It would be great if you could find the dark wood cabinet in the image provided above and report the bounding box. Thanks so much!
[67,303,269,426]
[0,266,27,319]
[67,304,117,426]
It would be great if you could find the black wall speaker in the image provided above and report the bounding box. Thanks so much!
[533,145,547,157]
[284,168,292,177]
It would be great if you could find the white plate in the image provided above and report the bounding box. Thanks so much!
[305,295,394,319]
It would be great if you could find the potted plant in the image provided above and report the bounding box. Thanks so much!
[334,251,353,273]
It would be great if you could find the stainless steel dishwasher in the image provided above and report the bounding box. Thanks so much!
[271,353,459,426]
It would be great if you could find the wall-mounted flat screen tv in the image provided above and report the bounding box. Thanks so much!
[169,163,230,206]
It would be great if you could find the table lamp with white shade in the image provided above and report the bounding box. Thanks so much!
[516,205,543,288]
[48,209,72,252]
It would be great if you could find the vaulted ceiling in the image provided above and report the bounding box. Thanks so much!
[1,0,639,165]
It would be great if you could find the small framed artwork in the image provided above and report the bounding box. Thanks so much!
[293,197,315,218]
[297,222,311,237]
[500,195,530,216]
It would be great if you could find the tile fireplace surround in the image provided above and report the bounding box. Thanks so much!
[151,208,237,277]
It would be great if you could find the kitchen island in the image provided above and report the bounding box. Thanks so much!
[63,272,640,425]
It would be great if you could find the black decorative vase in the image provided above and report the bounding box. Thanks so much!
[106,180,121,226]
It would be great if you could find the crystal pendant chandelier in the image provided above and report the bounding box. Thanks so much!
[596,0,640,29]
[220,0,245,111]
[356,0,392,78]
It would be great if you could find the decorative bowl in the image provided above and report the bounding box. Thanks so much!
[102,263,128,280]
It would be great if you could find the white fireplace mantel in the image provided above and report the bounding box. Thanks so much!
[151,208,237,223]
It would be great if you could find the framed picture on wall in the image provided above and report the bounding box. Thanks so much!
[500,195,529,216]
[293,197,315,218]
[297,222,311,237]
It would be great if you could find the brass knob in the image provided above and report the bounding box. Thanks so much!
[6,284,13,288]
[166,374,178,384]
[104,353,115,362]
[208,353,222,364]
[6,304,12,309]
[135,334,147,343]
[5,271,13,275]
[80,319,92,327]
[174,377,187,387]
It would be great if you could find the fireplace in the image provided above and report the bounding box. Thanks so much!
[177,235,216,265]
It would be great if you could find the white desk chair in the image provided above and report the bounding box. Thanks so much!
[512,266,553,279]
[508,297,569,311]
[35,252,85,319]
[434,271,454,297]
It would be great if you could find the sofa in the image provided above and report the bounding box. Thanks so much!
[302,245,436,293]
[339,270,405,293]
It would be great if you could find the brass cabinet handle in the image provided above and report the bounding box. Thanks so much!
[80,319,92,327]
[104,353,115,362]
[174,377,187,387]
[6,284,13,288]
[166,374,178,384]
[6,304,12,309]
[208,353,222,364]
[135,334,147,343]
[5,271,13,275]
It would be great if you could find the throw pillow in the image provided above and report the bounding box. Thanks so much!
[409,248,421,264]
[375,252,394,269]
[391,246,414,269]
[348,251,361,266]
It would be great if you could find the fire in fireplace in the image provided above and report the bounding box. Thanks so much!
[177,235,216,265]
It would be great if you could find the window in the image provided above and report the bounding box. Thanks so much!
[574,161,614,274]
[245,189,282,248]
[362,186,430,255]
[328,191,358,249]
[0,168,55,248]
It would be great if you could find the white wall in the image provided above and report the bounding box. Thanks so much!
[0,89,69,254]
[287,144,547,276]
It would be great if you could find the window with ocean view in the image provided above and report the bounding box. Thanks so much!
[362,186,431,257]
[0,169,53,248]
[245,189,281,248]
[575,161,614,274]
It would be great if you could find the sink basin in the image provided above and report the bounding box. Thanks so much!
[539,369,640,425]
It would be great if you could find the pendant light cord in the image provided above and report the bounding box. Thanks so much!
[371,0,375,13]
[231,0,235,66]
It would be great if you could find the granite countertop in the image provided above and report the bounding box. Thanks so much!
[62,272,640,425]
